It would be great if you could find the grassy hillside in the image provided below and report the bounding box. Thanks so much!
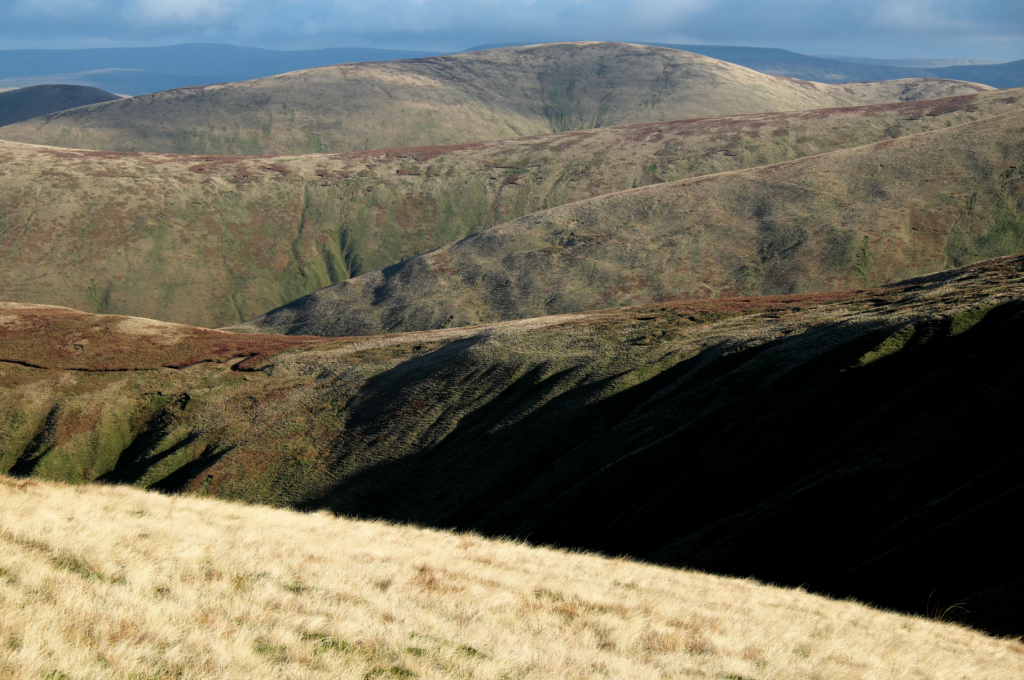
[1,89,1020,329]
[0,85,120,127]
[243,108,1024,336]
[3,255,1024,635]
[0,43,993,156]
[4,479,1021,680]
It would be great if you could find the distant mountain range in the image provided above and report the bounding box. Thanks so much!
[816,55,999,68]
[468,43,1024,89]
[0,43,443,95]
[1,42,1021,96]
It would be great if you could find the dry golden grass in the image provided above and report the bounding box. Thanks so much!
[0,476,1021,679]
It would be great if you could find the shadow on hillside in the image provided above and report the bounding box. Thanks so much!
[302,302,1024,638]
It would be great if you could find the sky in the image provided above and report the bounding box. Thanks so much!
[1,0,1022,62]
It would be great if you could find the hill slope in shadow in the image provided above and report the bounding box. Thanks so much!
[0,84,120,127]
[242,108,1024,336]
[0,43,992,156]
[2,88,1020,328]
[2,255,1024,636]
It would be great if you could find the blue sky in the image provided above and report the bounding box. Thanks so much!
[2,0,1022,61]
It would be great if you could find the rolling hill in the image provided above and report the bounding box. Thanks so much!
[0,84,120,127]
[2,255,1024,636]
[4,478,1021,680]
[242,107,1024,336]
[0,43,993,156]
[1,88,1020,328]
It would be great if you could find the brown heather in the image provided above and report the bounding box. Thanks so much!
[1,476,1022,680]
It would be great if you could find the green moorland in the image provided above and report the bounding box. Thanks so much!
[242,107,1024,336]
[0,43,993,156]
[2,254,1023,637]
[1,88,1021,328]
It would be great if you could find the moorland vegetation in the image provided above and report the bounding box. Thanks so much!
[1,86,1021,328]
[244,106,1024,336]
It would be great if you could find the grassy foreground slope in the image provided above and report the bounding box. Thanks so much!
[244,108,1024,336]
[3,255,1024,635]
[2,90,1021,329]
[0,43,993,156]
[3,479,1021,680]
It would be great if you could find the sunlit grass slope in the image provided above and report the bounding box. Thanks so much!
[1,476,1021,680]
[0,42,992,156]
[1,88,1020,328]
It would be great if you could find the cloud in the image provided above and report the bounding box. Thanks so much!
[0,0,1020,60]
[125,0,244,25]
[872,0,967,30]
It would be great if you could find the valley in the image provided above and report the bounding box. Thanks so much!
[243,106,1024,336]
[3,255,1024,636]
[1,39,1022,676]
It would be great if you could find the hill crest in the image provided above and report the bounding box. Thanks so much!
[0,42,993,156]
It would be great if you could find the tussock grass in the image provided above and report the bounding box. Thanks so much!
[1,476,1021,679]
